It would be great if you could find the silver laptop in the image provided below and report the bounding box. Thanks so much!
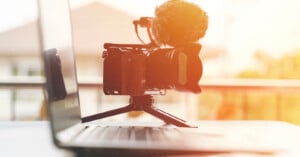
[38,0,279,156]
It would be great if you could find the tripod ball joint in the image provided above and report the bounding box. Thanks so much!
[130,95,154,108]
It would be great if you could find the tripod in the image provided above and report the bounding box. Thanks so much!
[82,95,196,127]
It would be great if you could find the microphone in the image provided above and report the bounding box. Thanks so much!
[151,0,208,47]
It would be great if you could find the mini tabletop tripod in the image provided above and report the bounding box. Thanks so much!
[82,95,196,127]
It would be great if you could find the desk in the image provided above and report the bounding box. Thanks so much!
[0,122,74,157]
[0,121,300,157]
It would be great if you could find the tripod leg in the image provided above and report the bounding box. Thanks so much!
[144,105,197,128]
[82,105,133,123]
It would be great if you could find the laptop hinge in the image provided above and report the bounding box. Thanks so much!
[56,123,86,143]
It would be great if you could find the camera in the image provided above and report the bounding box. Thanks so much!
[84,1,208,127]
[103,43,202,96]
[102,17,203,96]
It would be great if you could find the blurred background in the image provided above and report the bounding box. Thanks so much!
[1,0,300,124]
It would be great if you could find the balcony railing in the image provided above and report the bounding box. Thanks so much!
[2,77,300,90]
[1,77,300,122]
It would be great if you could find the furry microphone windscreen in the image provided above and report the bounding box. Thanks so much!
[152,0,208,47]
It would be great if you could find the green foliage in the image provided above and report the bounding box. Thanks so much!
[238,50,300,79]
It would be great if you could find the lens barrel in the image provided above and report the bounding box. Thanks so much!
[146,43,202,93]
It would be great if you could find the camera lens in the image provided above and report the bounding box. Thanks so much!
[146,43,202,93]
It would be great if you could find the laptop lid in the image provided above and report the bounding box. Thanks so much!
[38,0,81,141]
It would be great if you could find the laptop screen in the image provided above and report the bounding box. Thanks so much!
[39,0,81,133]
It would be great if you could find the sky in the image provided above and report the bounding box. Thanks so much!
[0,0,38,32]
[221,0,300,74]
[1,0,300,76]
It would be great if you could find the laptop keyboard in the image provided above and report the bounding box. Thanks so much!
[70,125,282,154]
[77,126,182,143]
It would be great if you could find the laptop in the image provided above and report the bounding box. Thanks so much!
[38,0,281,156]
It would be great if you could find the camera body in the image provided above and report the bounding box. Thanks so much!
[103,44,149,96]
[103,43,202,96]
